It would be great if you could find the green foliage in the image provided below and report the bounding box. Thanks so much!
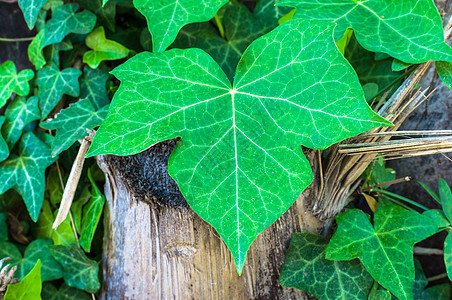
[4,260,42,300]
[436,61,452,91]
[50,244,100,293]
[79,66,110,110]
[0,132,57,221]
[83,27,130,69]
[280,232,373,299]
[18,0,48,30]
[41,283,91,300]
[88,19,390,273]
[0,240,63,281]
[0,61,34,109]
[277,0,452,63]
[413,259,450,300]
[28,31,46,70]
[0,117,8,162]
[326,205,437,300]
[78,0,116,32]
[36,66,82,119]
[135,0,229,52]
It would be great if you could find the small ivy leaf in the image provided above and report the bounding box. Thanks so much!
[49,244,100,293]
[18,0,48,30]
[173,1,290,81]
[0,117,9,162]
[280,232,374,299]
[80,66,110,110]
[0,240,63,282]
[413,259,450,299]
[78,0,116,32]
[1,96,41,150]
[325,205,437,300]
[134,0,229,52]
[28,30,46,71]
[444,229,452,281]
[83,27,130,69]
[71,187,91,234]
[436,61,452,91]
[36,66,82,119]
[4,260,42,300]
[0,132,57,222]
[277,0,452,63]
[88,19,391,273]
[51,210,77,246]
[43,3,97,48]
[79,169,105,252]
[439,179,452,224]
[32,200,53,239]
[345,35,402,99]
[42,282,92,300]
[0,61,34,109]
[40,98,109,156]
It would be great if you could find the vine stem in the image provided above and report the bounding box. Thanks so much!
[427,272,448,282]
[0,36,35,42]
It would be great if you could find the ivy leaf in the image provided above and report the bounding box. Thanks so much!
[436,61,452,91]
[173,1,289,81]
[28,30,46,70]
[4,260,41,300]
[0,61,34,109]
[50,244,100,293]
[325,205,437,300]
[32,200,54,239]
[1,96,41,150]
[0,117,9,162]
[51,210,77,246]
[71,187,91,233]
[43,4,97,47]
[439,178,452,223]
[78,0,116,32]
[413,259,450,299]
[102,0,109,7]
[41,98,109,156]
[46,170,64,206]
[280,232,374,299]
[254,0,293,26]
[444,228,452,281]
[87,19,391,273]
[36,66,82,119]
[134,0,228,52]
[0,132,57,221]
[79,169,105,252]
[83,27,130,69]
[18,0,48,30]
[0,240,63,281]
[42,283,92,300]
[277,0,452,63]
[79,66,110,110]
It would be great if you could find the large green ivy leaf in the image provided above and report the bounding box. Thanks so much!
[36,66,82,119]
[50,244,100,293]
[1,96,41,150]
[0,61,34,109]
[79,169,105,252]
[87,19,391,273]
[79,66,110,110]
[42,283,91,300]
[78,0,116,32]
[0,132,57,221]
[18,0,48,30]
[0,117,9,162]
[41,98,109,156]
[134,0,228,52]
[4,260,41,300]
[43,4,96,47]
[0,240,63,281]
[280,232,373,299]
[326,205,437,300]
[83,27,130,69]
[277,0,452,63]
[172,1,290,81]
[436,61,452,91]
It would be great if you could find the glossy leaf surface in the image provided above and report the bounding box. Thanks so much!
[88,20,391,273]
[326,205,437,300]
[18,0,48,29]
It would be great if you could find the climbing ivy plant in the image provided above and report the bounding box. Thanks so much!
[0,0,451,298]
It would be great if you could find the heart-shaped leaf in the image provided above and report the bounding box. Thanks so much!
[277,0,452,63]
[18,0,48,30]
[280,232,374,299]
[88,19,391,273]
[326,205,437,300]
[0,132,57,221]
[134,0,229,52]
[0,61,34,109]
